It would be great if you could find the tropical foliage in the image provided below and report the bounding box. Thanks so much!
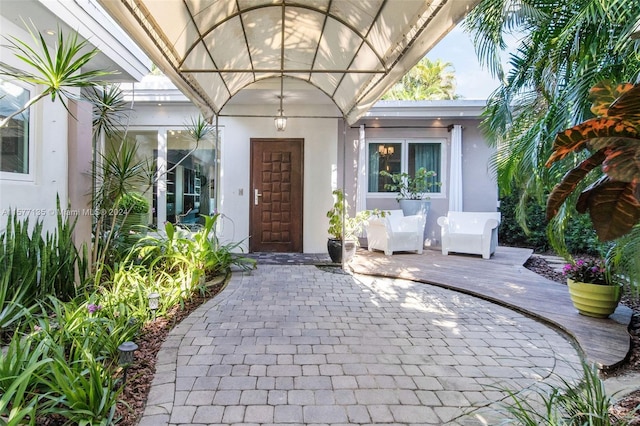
[465,0,640,294]
[464,0,640,235]
[0,22,113,127]
[545,81,640,242]
[496,361,633,425]
[382,57,458,100]
[0,211,254,423]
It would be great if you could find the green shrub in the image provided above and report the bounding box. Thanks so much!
[499,192,608,255]
[39,350,122,425]
[0,333,53,423]
[32,296,141,362]
[499,192,549,252]
[117,191,149,213]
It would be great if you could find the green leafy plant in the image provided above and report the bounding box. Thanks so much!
[39,350,122,425]
[0,199,89,321]
[326,189,373,241]
[117,192,150,214]
[0,332,53,423]
[546,81,640,242]
[0,351,53,424]
[0,255,33,335]
[495,361,631,425]
[379,167,440,200]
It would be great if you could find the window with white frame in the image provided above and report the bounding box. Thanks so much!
[0,77,31,175]
[368,139,443,196]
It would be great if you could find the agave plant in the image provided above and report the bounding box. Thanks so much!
[545,80,640,241]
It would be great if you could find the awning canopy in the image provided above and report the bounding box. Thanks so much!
[99,0,478,124]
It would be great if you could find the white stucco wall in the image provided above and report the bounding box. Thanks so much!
[218,116,338,253]
[0,17,70,233]
[342,113,497,248]
[125,103,339,253]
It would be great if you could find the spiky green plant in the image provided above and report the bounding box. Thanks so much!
[495,361,631,425]
[0,22,114,127]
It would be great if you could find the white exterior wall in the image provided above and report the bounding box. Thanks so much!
[341,113,497,248]
[126,103,339,253]
[218,116,337,253]
[0,17,70,233]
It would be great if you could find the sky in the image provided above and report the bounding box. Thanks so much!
[426,24,504,100]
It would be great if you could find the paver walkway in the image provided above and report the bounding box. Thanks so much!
[140,264,582,425]
[350,247,633,369]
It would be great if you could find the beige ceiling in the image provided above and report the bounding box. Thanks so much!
[99,0,479,124]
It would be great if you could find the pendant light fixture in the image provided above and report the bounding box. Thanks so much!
[274,75,287,131]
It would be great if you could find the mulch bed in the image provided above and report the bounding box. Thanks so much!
[115,276,227,425]
[115,258,640,425]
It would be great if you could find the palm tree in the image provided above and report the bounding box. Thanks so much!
[464,0,640,245]
[382,57,458,100]
[464,0,640,294]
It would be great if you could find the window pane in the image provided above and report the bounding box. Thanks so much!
[409,143,440,192]
[105,131,156,224]
[0,79,29,174]
[368,142,401,192]
[167,129,216,224]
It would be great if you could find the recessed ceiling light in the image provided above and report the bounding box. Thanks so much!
[45,29,56,36]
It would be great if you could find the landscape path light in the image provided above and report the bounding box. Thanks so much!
[148,292,160,318]
[117,341,138,386]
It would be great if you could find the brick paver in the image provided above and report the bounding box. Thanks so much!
[139,265,581,425]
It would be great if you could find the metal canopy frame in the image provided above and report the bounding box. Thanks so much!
[99,0,478,124]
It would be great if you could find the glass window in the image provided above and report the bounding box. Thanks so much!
[368,142,401,193]
[105,130,157,224]
[0,79,30,174]
[408,142,441,191]
[105,127,219,227]
[166,129,216,225]
[368,139,442,195]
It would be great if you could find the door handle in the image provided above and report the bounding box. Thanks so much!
[254,188,262,205]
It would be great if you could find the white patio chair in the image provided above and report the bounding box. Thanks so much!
[437,211,501,259]
[365,209,425,255]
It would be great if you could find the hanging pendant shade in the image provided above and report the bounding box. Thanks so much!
[274,113,287,131]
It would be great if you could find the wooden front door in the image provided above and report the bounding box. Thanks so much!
[250,138,303,252]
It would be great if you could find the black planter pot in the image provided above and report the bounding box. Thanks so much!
[327,238,357,263]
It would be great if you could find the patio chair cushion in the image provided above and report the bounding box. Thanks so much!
[365,209,425,255]
[437,211,501,259]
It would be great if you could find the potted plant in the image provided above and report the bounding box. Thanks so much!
[326,189,372,263]
[380,167,440,216]
[562,258,622,318]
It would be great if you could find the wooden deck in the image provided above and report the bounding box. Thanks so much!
[349,246,633,370]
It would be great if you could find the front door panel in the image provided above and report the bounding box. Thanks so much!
[250,138,303,252]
